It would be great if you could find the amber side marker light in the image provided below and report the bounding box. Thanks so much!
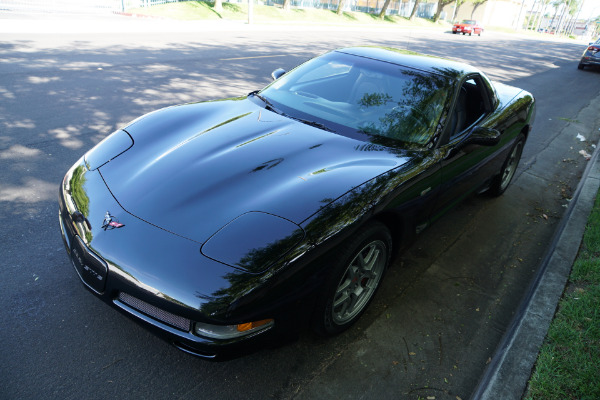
[194,319,275,339]
[237,319,273,332]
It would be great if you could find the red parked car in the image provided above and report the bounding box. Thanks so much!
[452,20,483,36]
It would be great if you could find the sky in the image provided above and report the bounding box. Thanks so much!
[579,0,600,19]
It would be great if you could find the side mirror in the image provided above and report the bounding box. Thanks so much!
[271,68,286,81]
[466,126,501,146]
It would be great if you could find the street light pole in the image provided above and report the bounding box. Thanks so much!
[248,0,253,24]
[514,0,527,30]
[451,0,457,22]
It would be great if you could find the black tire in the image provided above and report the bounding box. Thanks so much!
[488,133,525,197]
[312,221,392,336]
[578,63,585,70]
[469,32,472,36]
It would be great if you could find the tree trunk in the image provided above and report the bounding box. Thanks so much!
[378,0,392,18]
[549,3,560,32]
[433,0,443,22]
[526,0,538,30]
[409,0,421,20]
[214,0,223,13]
[556,1,570,35]
[283,0,291,11]
[469,0,488,18]
[337,0,346,15]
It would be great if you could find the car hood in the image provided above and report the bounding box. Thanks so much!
[99,98,407,244]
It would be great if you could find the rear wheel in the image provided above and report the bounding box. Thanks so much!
[488,134,525,196]
[312,222,392,336]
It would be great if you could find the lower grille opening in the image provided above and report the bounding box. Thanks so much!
[117,292,191,332]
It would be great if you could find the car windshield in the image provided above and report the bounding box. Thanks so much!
[259,51,451,148]
[461,20,476,24]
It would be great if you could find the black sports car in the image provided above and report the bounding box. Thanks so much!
[59,47,535,360]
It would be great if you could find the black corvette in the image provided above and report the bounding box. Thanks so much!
[59,47,535,360]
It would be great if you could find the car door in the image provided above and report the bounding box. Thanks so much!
[429,74,500,222]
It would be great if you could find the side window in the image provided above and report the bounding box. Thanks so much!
[448,75,490,140]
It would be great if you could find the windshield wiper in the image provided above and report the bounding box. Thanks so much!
[290,117,335,132]
[248,91,334,133]
[248,90,279,112]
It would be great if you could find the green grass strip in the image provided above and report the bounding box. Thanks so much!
[524,194,600,399]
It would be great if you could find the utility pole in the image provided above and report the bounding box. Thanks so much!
[451,0,458,22]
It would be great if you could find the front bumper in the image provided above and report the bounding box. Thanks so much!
[58,160,305,360]
[453,27,471,33]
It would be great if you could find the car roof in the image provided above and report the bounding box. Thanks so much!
[335,46,480,79]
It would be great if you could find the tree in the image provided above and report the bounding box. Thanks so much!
[433,0,454,22]
[378,0,393,19]
[453,0,468,21]
[214,0,223,13]
[337,0,346,15]
[548,0,564,32]
[283,0,291,11]
[471,0,488,19]
[527,0,544,31]
[558,0,581,35]
[534,0,552,31]
[409,0,421,20]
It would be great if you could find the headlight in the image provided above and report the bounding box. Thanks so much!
[193,319,274,339]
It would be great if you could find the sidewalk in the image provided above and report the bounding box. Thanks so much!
[472,132,600,399]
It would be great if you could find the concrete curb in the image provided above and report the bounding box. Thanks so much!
[470,144,600,399]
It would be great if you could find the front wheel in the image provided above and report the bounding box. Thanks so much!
[312,222,392,336]
[488,134,525,196]
[578,63,585,70]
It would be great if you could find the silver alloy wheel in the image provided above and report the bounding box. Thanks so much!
[331,240,386,325]
[499,140,523,192]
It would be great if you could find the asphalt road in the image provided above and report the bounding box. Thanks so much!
[1,14,600,400]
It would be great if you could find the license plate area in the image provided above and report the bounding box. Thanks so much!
[71,235,108,293]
